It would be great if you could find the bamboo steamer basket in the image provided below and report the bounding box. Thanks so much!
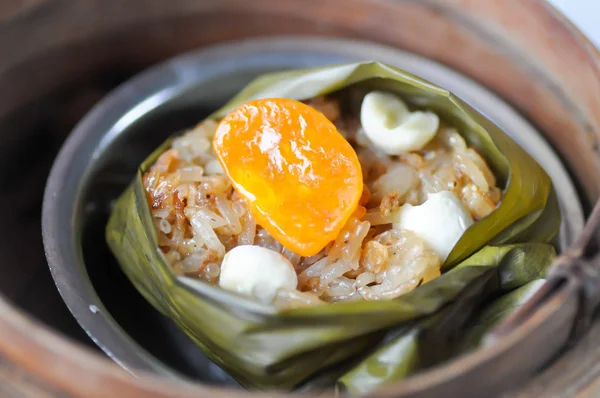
[1,0,600,397]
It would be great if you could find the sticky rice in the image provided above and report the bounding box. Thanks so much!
[142,96,502,308]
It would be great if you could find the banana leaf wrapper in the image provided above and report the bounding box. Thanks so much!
[106,62,561,390]
[338,245,553,395]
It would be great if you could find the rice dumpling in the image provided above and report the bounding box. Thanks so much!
[106,62,560,390]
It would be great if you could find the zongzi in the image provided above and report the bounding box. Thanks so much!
[107,62,560,390]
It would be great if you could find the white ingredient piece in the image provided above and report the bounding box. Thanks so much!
[393,191,474,261]
[218,245,298,303]
[360,91,440,154]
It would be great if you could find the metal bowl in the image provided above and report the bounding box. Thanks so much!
[42,36,584,388]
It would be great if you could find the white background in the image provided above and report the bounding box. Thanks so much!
[548,0,600,47]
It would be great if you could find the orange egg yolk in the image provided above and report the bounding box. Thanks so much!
[213,98,363,256]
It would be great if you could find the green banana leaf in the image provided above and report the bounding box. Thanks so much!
[456,279,546,352]
[455,243,556,291]
[106,61,561,390]
[338,280,546,395]
[338,245,553,395]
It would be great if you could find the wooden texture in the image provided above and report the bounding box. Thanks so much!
[507,320,600,397]
[0,0,599,397]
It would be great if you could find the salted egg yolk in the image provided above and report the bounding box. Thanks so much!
[213,98,363,256]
